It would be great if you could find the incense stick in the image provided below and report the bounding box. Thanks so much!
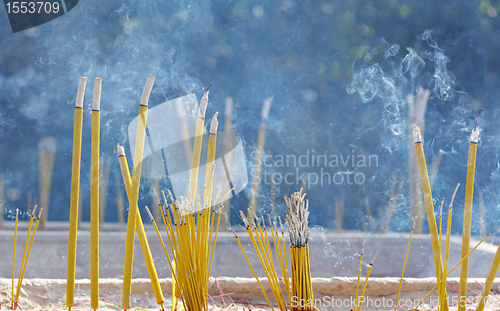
[355,249,363,309]
[122,75,156,310]
[38,137,56,231]
[356,253,378,311]
[0,174,4,230]
[116,144,165,309]
[11,209,18,310]
[90,77,101,310]
[66,77,87,310]
[220,97,233,231]
[475,238,500,311]
[115,172,125,232]
[459,126,479,311]
[413,125,448,310]
[248,98,272,220]
[394,230,412,311]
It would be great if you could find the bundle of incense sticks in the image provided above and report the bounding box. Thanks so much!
[38,137,56,231]
[234,189,316,311]
[146,108,222,311]
[12,206,43,310]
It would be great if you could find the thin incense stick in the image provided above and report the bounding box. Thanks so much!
[0,174,4,230]
[66,77,87,310]
[115,173,125,232]
[407,88,429,234]
[122,75,156,310]
[475,239,500,311]
[151,180,161,222]
[355,249,364,309]
[412,232,491,311]
[429,150,443,190]
[220,97,233,231]
[116,144,165,310]
[90,77,102,310]
[478,190,486,244]
[356,253,378,311]
[459,126,479,311]
[187,90,209,203]
[15,208,43,309]
[395,230,413,311]
[248,98,272,220]
[175,96,192,167]
[11,209,18,310]
[381,171,402,233]
[413,125,448,309]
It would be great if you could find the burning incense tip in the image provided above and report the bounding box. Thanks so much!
[75,77,87,109]
[116,144,125,157]
[198,91,209,118]
[413,124,422,143]
[209,112,219,134]
[470,126,480,143]
[92,78,102,111]
[261,98,272,120]
[140,75,156,107]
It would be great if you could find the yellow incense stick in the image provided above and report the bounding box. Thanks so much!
[203,113,219,209]
[233,231,275,311]
[412,232,491,311]
[11,209,18,310]
[248,98,272,220]
[116,144,165,309]
[122,75,155,310]
[413,125,447,309]
[458,126,479,311]
[187,90,209,203]
[356,254,377,311]
[475,240,500,311]
[395,230,413,311]
[66,77,87,309]
[15,208,43,308]
[90,77,102,310]
[355,249,363,309]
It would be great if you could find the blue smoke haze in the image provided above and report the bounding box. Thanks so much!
[0,0,500,235]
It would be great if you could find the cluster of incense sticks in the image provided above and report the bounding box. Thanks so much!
[38,137,56,231]
[248,98,272,220]
[143,93,222,311]
[11,206,43,310]
[353,250,378,311]
[235,189,316,311]
[411,121,500,311]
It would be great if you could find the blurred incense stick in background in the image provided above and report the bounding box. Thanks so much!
[407,87,429,234]
[99,154,110,226]
[334,195,345,233]
[175,96,192,168]
[220,96,233,231]
[429,150,443,190]
[0,174,4,230]
[114,172,125,232]
[380,171,403,233]
[248,98,271,220]
[150,179,161,222]
[38,137,56,231]
[479,190,486,237]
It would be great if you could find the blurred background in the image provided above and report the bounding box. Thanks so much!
[1,0,500,236]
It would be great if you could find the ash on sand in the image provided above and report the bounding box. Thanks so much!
[1,277,500,310]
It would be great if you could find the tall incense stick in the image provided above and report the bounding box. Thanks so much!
[116,143,165,310]
[66,77,87,310]
[187,90,209,203]
[394,229,413,311]
[413,125,448,310]
[99,154,110,226]
[90,77,102,310]
[122,75,156,310]
[407,88,430,234]
[248,98,272,220]
[458,126,479,311]
[220,96,233,231]
[11,209,18,310]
